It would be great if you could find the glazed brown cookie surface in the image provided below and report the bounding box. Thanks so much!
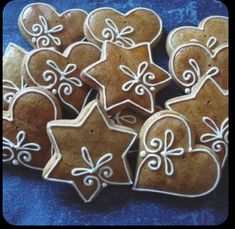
[166,16,228,55]
[3,87,62,170]
[3,43,27,110]
[18,3,87,52]
[169,42,228,93]
[81,41,171,117]
[22,41,101,117]
[133,110,221,197]
[165,77,228,167]
[84,7,162,48]
[43,100,137,203]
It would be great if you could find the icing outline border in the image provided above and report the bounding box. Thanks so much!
[18,2,88,45]
[25,41,101,115]
[3,87,60,170]
[165,76,228,167]
[85,7,163,47]
[167,15,228,54]
[133,112,221,197]
[82,41,171,115]
[43,100,138,203]
[169,42,228,90]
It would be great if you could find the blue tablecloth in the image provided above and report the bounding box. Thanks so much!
[3,0,228,225]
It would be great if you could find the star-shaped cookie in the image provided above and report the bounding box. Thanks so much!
[43,100,137,203]
[81,41,171,117]
[165,76,228,167]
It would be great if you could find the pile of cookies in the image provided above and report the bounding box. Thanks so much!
[3,3,228,203]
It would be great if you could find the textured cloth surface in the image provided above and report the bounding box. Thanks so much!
[3,0,228,225]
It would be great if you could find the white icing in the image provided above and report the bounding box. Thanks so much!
[25,15,63,48]
[25,42,101,115]
[3,87,60,170]
[112,111,137,125]
[102,18,135,47]
[35,59,82,115]
[71,147,113,196]
[120,61,158,96]
[3,76,27,105]
[86,7,162,47]
[200,117,228,167]
[167,15,228,53]
[181,57,219,92]
[43,101,137,203]
[71,147,113,176]
[3,130,41,166]
[80,89,95,111]
[184,88,191,94]
[140,129,184,176]
[19,3,88,47]
[206,36,217,49]
[133,112,221,197]
[82,42,171,115]
[165,76,228,167]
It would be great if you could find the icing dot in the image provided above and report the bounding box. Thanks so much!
[102,182,108,188]
[150,86,155,91]
[52,89,57,94]
[185,88,191,94]
[12,159,19,166]
[32,37,37,43]
[140,150,147,158]
[103,171,108,176]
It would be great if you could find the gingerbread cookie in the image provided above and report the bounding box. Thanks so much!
[165,76,228,167]
[43,100,137,203]
[3,43,27,110]
[84,7,162,48]
[3,87,62,170]
[169,42,228,93]
[81,41,171,117]
[22,41,101,117]
[166,16,228,55]
[18,3,87,52]
[110,106,162,131]
[133,110,221,197]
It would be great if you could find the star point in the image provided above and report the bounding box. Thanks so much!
[43,100,137,202]
[81,41,171,117]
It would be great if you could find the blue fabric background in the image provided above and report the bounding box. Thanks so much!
[3,0,228,225]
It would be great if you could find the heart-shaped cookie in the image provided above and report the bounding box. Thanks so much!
[22,41,101,117]
[165,76,228,167]
[18,3,87,52]
[84,7,162,48]
[169,42,228,93]
[166,15,228,55]
[3,87,62,170]
[3,43,27,111]
[133,110,221,197]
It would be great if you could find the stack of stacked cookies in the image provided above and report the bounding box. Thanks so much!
[3,3,228,203]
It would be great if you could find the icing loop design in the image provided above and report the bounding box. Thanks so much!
[190,36,218,49]
[112,111,137,125]
[102,18,135,47]
[182,58,219,94]
[71,147,113,188]
[206,36,217,49]
[43,59,82,114]
[3,77,27,104]
[2,130,41,166]
[140,129,184,176]
[200,117,228,158]
[120,61,157,96]
[29,15,63,48]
